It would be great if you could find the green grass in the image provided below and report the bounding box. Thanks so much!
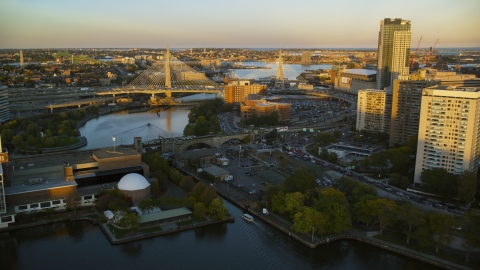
[176,217,206,227]
[107,224,128,239]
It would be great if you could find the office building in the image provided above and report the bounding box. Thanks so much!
[240,95,291,122]
[376,18,411,90]
[224,79,267,104]
[356,89,387,132]
[414,86,480,184]
[301,51,311,64]
[0,148,15,228]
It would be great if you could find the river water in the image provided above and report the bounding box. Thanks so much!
[0,200,437,270]
[78,107,191,150]
[0,107,439,269]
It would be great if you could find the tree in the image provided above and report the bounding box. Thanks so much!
[351,182,377,203]
[319,148,328,160]
[314,188,351,234]
[398,202,425,244]
[389,173,411,190]
[428,212,456,253]
[179,176,195,192]
[284,168,316,193]
[270,188,287,214]
[315,132,335,147]
[366,198,397,235]
[456,171,478,205]
[420,168,457,200]
[200,186,218,207]
[118,213,140,234]
[12,135,24,148]
[352,195,377,225]
[208,197,228,220]
[190,182,207,201]
[26,123,40,137]
[169,168,184,185]
[460,211,480,262]
[360,157,372,172]
[284,192,305,215]
[193,202,207,219]
[138,199,156,214]
[333,130,341,139]
[291,207,328,237]
[327,152,338,164]
[333,176,359,199]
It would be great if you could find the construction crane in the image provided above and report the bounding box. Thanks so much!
[410,35,423,70]
[425,39,440,67]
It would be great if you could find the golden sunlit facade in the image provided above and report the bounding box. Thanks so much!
[240,96,291,122]
[356,89,387,132]
[224,79,267,104]
[414,86,480,184]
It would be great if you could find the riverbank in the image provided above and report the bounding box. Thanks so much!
[177,166,475,270]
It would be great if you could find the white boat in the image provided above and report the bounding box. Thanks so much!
[241,213,254,222]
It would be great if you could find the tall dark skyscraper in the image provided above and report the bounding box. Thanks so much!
[376,18,411,90]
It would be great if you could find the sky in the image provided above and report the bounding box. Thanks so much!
[1,0,479,49]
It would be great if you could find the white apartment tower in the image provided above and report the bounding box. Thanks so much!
[376,18,411,90]
[356,89,387,132]
[414,86,480,184]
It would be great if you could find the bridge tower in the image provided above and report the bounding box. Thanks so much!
[165,46,172,88]
[275,50,285,90]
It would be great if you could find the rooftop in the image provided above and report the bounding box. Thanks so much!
[92,147,140,160]
[139,207,192,223]
[343,69,377,76]
[202,165,230,176]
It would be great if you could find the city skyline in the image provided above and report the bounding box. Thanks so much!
[1,0,479,49]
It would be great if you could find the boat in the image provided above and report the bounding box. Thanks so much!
[241,213,254,222]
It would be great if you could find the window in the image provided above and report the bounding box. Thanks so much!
[30,203,39,208]
[40,202,51,208]
[52,200,61,205]
[19,205,28,210]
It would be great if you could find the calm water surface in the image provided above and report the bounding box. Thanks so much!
[78,107,190,150]
[0,200,439,270]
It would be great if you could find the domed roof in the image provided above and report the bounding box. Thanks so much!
[118,173,150,191]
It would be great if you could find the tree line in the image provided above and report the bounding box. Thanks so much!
[183,99,232,136]
[264,168,480,260]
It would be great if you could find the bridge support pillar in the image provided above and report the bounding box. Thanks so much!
[165,91,172,98]
[78,105,81,108]
[50,107,53,113]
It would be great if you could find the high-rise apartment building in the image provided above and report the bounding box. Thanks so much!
[414,86,480,184]
[376,18,411,90]
[301,51,311,64]
[0,86,10,124]
[356,89,387,132]
[389,69,480,146]
[390,79,440,146]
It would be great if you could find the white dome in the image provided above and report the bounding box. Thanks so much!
[118,173,150,191]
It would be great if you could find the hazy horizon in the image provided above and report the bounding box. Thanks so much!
[1,0,479,49]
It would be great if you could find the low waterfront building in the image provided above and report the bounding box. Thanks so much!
[333,69,377,94]
[4,146,149,214]
[117,173,151,204]
[202,165,230,181]
[139,207,192,227]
